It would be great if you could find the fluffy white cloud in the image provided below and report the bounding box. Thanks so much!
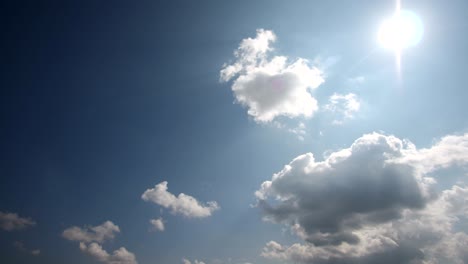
[324,93,360,124]
[149,218,165,232]
[64,221,137,264]
[80,242,137,264]
[142,181,219,218]
[220,29,324,123]
[0,211,35,231]
[62,221,120,243]
[256,132,468,263]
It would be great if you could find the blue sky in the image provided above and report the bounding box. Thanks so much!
[1,1,468,264]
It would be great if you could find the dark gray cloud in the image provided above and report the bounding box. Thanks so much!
[257,133,468,264]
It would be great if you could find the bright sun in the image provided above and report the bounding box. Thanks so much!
[378,10,424,51]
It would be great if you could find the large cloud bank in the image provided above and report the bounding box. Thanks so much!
[257,132,468,263]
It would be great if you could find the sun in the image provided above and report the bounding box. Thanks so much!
[378,10,424,51]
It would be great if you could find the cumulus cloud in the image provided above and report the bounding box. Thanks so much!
[0,211,36,231]
[220,29,325,123]
[149,218,165,232]
[62,221,120,243]
[80,242,137,264]
[63,221,137,264]
[142,181,219,218]
[256,132,468,263]
[324,93,360,124]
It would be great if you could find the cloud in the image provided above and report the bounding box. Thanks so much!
[80,242,137,264]
[256,132,468,263]
[142,181,219,218]
[63,221,137,264]
[220,29,324,123]
[0,211,36,231]
[288,122,307,141]
[182,258,206,264]
[149,218,165,232]
[324,93,360,124]
[13,241,40,256]
[62,221,120,243]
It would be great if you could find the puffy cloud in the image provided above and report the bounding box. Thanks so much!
[62,221,120,243]
[324,93,360,124]
[396,133,468,174]
[142,181,219,218]
[220,29,324,123]
[149,218,165,232]
[256,132,468,263]
[80,242,137,264]
[64,221,137,264]
[0,211,36,231]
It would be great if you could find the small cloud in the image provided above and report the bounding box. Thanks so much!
[288,122,306,141]
[324,93,360,124]
[80,242,137,264]
[149,218,165,232]
[182,258,205,264]
[62,221,120,243]
[142,181,219,218]
[13,241,40,256]
[220,29,325,123]
[348,75,365,85]
[63,221,137,264]
[0,211,36,231]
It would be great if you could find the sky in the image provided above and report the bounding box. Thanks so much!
[1,0,468,263]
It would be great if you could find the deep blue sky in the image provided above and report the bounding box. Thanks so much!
[1,1,468,264]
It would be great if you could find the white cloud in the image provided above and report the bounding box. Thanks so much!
[348,76,365,85]
[63,221,137,264]
[80,242,137,264]
[182,258,205,264]
[142,181,219,218]
[62,221,120,243]
[149,218,165,232]
[220,29,324,123]
[31,249,41,255]
[256,132,468,263]
[288,122,306,141]
[0,211,35,231]
[324,92,360,124]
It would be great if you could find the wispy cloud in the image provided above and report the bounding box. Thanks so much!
[324,93,361,124]
[0,211,36,231]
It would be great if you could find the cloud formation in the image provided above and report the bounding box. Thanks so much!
[324,93,360,124]
[149,218,165,232]
[0,211,36,231]
[142,181,219,218]
[80,242,137,264]
[63,221,137,264]
[256,132,468,263]
[220,29,324,123]
[182,258,206,264]
[62,221,120,243]
[13,241,40,256]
